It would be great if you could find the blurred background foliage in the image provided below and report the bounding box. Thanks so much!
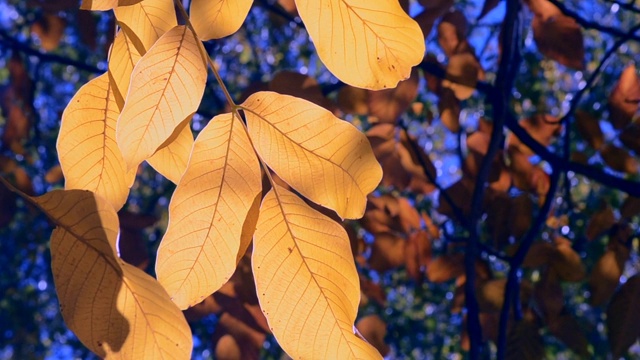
[1,0,640,359]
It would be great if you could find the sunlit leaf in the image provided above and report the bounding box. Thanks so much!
[252,185,382,359]
[146,120,194,185]
[58,73,134,211]
[190,0,253,40]
[294,0,425,89]
[108,30,142,110]
[242,91,381,219]
[156,113,262,309]
[34,190,192,358]
[114,0,177,52]
[117,25,206,171]
[81,0,142,11]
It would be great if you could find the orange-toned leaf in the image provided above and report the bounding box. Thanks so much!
[108,30,142,109]
[532,14,584,70]
[608,64,640,129]
[80,0,142,11]
[294,0,425,89]
[114,0,177,52]
[253,185,382,359]
[117,25,206,171]
[190,0,253,40]
[156,113,262,309]
[368,69,419,123]
[242,91,382,219]
[58,73,134,211]
[146,120,194,184]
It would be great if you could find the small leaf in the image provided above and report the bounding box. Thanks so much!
[156,113,262,309]
[607,274,640,357]
[35,190,192,358]
[80,0,142,11]
[252,185,382,359]
[58,73,134,211]
[242,91,382,219]
[294,0,425,89]
[146,120,194,185]
[190,0,253,40]
[117,25,207,171]
[114,0,177,52]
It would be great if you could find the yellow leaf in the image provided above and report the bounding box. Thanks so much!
[190,0,253,40]
[58,73,135,211]
[81,0,142,11]
[146,119,194,184]
[34,190,192,359]
[156,113,262,309]
[117,25,206,171]
[114,0,177,53]
[241,91,381,219]
[108,30,142,110]
[253,185,382,359]
[294,0,424,89]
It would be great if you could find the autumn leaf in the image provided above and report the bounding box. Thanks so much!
[81,0,142,11]
[146,120,194,185]
[252,185,382,359]
[608,64,640,129]
[156,113,262,309]
[58,73,134,211]
[190,0,253,40]
[532,14,584,70]
[108,30,142,110]
[117,25,207,171]
[242,91,382,219]
[607,274,640,357]
[294,0,425,89]
[34,190,192,358]
[114,0,177,53]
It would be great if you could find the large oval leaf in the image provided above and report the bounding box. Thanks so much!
[294,0,424,89]
[114,0,177,52]
[58,73,134,211]
[117,25,206,171]
[241,91,382,219]
[190,0,253,40]
[252,185,381,359]
[156,113,262,309]
[34,190,192,359]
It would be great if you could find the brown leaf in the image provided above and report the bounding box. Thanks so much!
[534,268,564,320]
[509,194,534,240]
[585,203,616,241]
[269,71,333,111]
[437,10,468,57]
[77,11,98,50]
[368,69,419,123]
[369,233,406,272]
[589,245,630,307]
[532,14,584,70]
[438,177,474,218]
[214,334,242,360]
[31,14,66,51]
[548,314,590,357]
[443,52,481,100]
[477,279,506,312]
[600,144,638,174]
[337,85,369,115]
[607,274,640,358]
[479,0,500,19]
[608,65,640,129]
[413,0,453,39]
[550,237,585,282]
[360,276,387,306]
[522,242,555,268]
[356,315,390,357]
[117,211,157,269]
[621,196,640,219]
[516,114,562,155]
[575,109,604,150]
[426,253,464,283]
[438,87,461,132]
[44,165,63,184]
[1,54,34,154]
[619,123,640,154]
[506,318,544,360]
[405,230,433,282]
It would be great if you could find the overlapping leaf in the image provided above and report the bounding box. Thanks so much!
[146,120,194,184]
[156,113,262,309]
[242,91,382,219]
[114,0,177,52]
[252,185,382,359]
[58,73,134,211]
[190,0,254,40]
[81,0,142,11]
[117,25,206,171]
[294,0,425,89]
[34,190,192,359]
[108,30,142,109]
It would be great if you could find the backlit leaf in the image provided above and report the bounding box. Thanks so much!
[34,190,192,358]
[156,113,262,309]
[294,0,425,90]
[190,0,253,40]
[108,30,142,109]
[146,120,194,185]
[117,25,206,171]
[252,185,382,359]
[81,0,142,11]
[114,0,177,52]
[242,91,382,219]
[58,73,134,211]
